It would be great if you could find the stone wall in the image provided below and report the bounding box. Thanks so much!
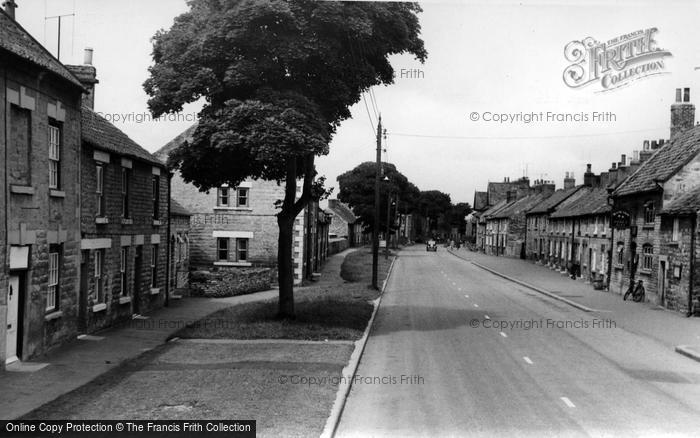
[329,238,349,255]
[189,267,272,298]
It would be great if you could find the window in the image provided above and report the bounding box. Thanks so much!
[48,123,61,189]
[120,247,128,297]
[237,188,249,207]
[644,201,655,225]
[237,238,248,261]
[152,175,160,219]
[217,186,230,207]
[47,245,60,311]
[121,168,130,218]
[217,238,229,261]
[642,244,653,270]
[96,165,105,216]
[672,218,680,242]
[151,245,158,288]
[93,250,104,303]
[617,242,624,265]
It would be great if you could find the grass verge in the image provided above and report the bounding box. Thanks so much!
[174,249,394,341]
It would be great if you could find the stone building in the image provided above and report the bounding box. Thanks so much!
[1,6,84,364]
[327,199,363,247]
[525,186,583,262]
[168,199,191,296]
[488,191,551,258]
[612,88,700,313]
[79,103,169,328]
[658,192,700,315]
[155,126,310,285]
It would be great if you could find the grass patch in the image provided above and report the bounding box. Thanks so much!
[175,249,394,341]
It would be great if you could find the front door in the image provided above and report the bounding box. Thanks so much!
[79,250,89,333]
[133,246,142,315]
[5,275,21,364]
[659,260,667,306]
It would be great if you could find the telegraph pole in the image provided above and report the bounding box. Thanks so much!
[372,115,382,289]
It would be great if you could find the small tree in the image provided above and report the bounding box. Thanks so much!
[144,0,426,318]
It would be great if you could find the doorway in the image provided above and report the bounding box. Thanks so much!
[133,246,142,315]
[5,275,23,364]
[79,250,89,333]
[659,260,667,306]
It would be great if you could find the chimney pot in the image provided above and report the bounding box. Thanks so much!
[684,87,691,102]
[676,88,682,102]
[621,154,626,166]
[2,0,17,19]
[83,47,94,65]
[612,163,617,169]
[643,140,650,150]
[659,139,666,146]
[651,140,658,149]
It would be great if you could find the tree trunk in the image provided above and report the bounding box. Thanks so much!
[277,212,296,319]
[276,154,315,319]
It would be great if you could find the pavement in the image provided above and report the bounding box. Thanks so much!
[335,246,700,437]
[449,248,700,361]
[0,248,358,421]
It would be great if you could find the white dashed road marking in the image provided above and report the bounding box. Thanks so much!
[523,357,533,364]
[500,332,508,338]
[561,397,576,408]
[484,315,490,320]
[473,304,479,308]
[464,295,469,298]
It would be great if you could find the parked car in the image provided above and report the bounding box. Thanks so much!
[426,240,437,251]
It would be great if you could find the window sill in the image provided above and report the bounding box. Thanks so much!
[213,207,252,212]
[121,218,133,225]
[10,185,34,195]
[92,303,107,312]
[95,217,109,224]
[668,241,679,246]
[214,261,252,267]
[150,288,161,295]
[642,224,655,230]
[614,264,624,270]
[119,296,132,304]
[49,190,66,198]
[44,310,63,321]
[639,269,653,276]
[153,220,162,226]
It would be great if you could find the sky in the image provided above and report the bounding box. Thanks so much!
[14,0,700,204]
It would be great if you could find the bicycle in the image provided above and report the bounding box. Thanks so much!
[623,280,645,303]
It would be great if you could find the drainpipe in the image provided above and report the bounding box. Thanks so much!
[607,213,614,291]
[164,171,172,307]
[689,214,696,317]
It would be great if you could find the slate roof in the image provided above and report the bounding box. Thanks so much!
[170,199,191,217]
[492,193,547,219]
[327,200,357,225]
[82,107,164,167]
[527,186,582,215]
[0,10,82,89]
[661,191,700,215]
[153,124,198,164]
[550,187,611,218]
[473,191,488,211]
[480,199,509,222]
[614,126,700,196]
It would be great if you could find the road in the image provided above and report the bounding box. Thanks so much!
[335,246,700,437]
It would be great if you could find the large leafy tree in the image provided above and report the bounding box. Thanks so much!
[449,202,473,235]
[337,161,420,233]
[418,190,452,234]
[144,0,426,318]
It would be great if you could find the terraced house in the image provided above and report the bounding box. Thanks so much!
[1,5,83,364]
[612,88,700,314]
[73,58,170,330]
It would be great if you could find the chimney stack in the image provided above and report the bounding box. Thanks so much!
[583,164,595,187]
[66,48,99,110]
[563,171,575,190]
[671,87,695,141]
[2,0,17,19]
[620,154,627,166]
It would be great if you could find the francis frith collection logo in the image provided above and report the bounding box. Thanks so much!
[563,28,672,92]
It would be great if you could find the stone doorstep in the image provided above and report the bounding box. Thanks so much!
[5,361,50,373]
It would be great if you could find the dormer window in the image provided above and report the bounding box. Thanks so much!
[644,201,655,225]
